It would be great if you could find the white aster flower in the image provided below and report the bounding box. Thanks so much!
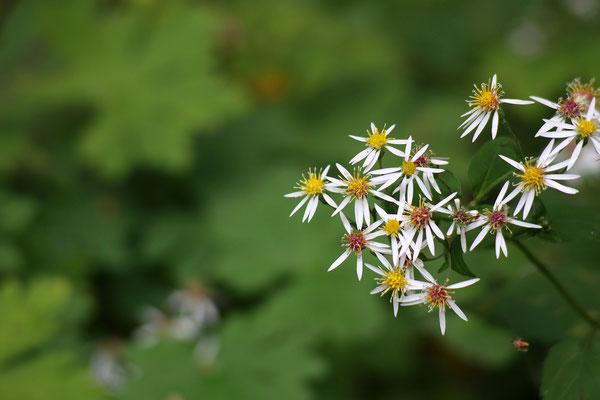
[459,74,534,142]
[349,123,408,172]
[467,182,542,258]
[399,192,457,259]
[499,140,579,219]
[328,212,390,280]
[538,97,600,170]
[530,95,586,137]
[328,164,398,230]
[285,166,337,222]
[373,203,410,266]
[445,198,480,252]
[401,276,480,335]
[370,137,445,205]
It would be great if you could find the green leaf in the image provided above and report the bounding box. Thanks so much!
[541,335,600,400]
[468,138,519,202]
[449,236,475,277]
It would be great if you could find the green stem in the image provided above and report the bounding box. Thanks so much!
[499,108,524,158]
[513,240,600,329]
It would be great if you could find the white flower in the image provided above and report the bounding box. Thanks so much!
[373,203,412,266]
[445,198,480,252]
[399,192,457,259]
[467,182,542,258]
[285,166,337,222]
[499,140,579,219]
[459,74,533,142]
[327,164,398,230]
[349,123,408,172]
[328,212,390,280]
[538,97,600,170]
[530,95,586,137]
[365,252,435,317]
[370,137,445,205]
[401,275,480,335]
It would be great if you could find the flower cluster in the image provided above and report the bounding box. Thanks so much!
[286,75,597,335]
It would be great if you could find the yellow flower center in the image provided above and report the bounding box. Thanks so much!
[402,161,416,176]
[576,118,598,139]
[515,161,546,192]
[425,284,449,311]
[381,219,401,236]
[298,170,325,195]
[470,84,501,111]
[378,268,407,299]
[366,128,388,149]
[344,171,370,199]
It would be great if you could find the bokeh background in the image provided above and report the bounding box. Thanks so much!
[1,0,599,399]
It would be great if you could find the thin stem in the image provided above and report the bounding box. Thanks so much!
[499,108,524,158]
[513,240,600,329]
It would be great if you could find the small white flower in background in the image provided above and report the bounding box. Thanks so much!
[468,182,542,258]
[349,123,408,172]
[459,74,534,142]
[285,166,337,223]
[401,276,480,335]
[499,140,579,219]
[539,97,600,170]
[400,192,457,259]
[328,212,390,280]
[445,198,480,252]
[370,137,445,205]
[327,163,398,229]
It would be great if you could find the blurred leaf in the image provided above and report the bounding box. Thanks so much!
[468,138,518,202]
[437,169,462,198]
[541,335,600,400]
[0,278,104,399]
[449,236,475,277]
[0,190,37,234]
[19,1,246,177]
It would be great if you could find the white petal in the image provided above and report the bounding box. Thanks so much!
[339,212,353,234]
[507,219,542,229]
[545,179,579,194]
[491,110,499,139]
[336,163,352,180]
[521,189,536,219]
[322,193,338,209]
[446,278,480,289]
[425,225,435,255]
[332,196,351,216]
[472,112,491,142]
[350,148,372,165]
[500,98,535,105]
[356,253,364,280]
[349,135,368,142]
[448,299,468,321]
[495,231,503,259]
[328,249,351,271]
[530,96,558,109]
[439,308,446,335]
[355,199,363,230]
[289,196,308,217]
[470,225,490,251]
[370,284,387,295]
[494,181,510,208]
[285,191,306,198]
[365,263,385,276]
[499,154,525,171]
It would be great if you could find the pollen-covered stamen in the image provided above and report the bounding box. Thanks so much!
[366,127,388,149]
[381,218,401,236]
[557,97,582,119]
[298,169,325,195]
[344,171,371,199]
[378,268,407,299]
[469,83,502,111]
[567,79,599,104]
[487,210,507,231]
[515,161,546,192]
[452,208,477,227]
[407,202,431,229]
[343,231,367,254]
[402,161,416,176]
[425,284,449,311]
[575,117,598,140]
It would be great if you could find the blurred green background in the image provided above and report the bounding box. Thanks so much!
[1,0,599,399]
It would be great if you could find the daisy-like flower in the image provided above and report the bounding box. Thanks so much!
[459,74,534,142]
[328,164,398,230]
[530,95,586,137]
[349,123,408,172]
[370,138,445,205]
[539,98,600,170]
[499,140,579,219]
[401,275,480,335]
[400,192,457,259]
[328,212,390,280]
[365,252,434,316]
[285,166,337,222]
[373,204,410,265]
[468,182,542,258]
[445,198,480,252]
[567,78,599,106]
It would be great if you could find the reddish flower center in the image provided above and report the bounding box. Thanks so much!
[426,284,449,310]
[408,205,431,229]
[557,98,582,119]
[488,210,507,230]
[453,209,477,227]
[344,232,366,253]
